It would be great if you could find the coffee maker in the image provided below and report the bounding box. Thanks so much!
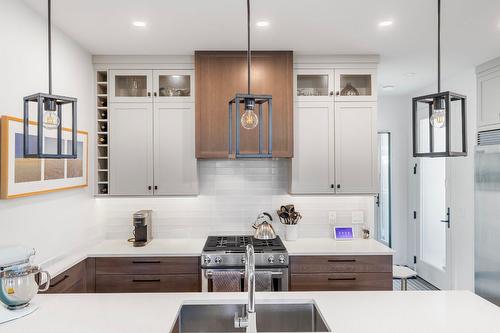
[132,210,152,247]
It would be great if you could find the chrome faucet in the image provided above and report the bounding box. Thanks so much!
[235,244,257,333]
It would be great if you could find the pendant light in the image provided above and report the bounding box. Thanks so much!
[412,0,467,158]
[228,0,273,158]
[23,0,78,159]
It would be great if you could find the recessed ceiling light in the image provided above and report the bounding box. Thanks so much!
[256,21,270,28]
[378,20,393,27]
[132,21,147,27]
[382,85,396,91]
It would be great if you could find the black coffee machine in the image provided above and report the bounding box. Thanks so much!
[132,210,152,247]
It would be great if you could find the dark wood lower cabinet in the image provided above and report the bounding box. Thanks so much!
[289,255,393,291]
[95,274,200,293]
[42,260,88,293]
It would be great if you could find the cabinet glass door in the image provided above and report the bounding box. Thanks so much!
[153,70,194,102]
[335,69,377,101]
[109,70,153,103]
[295,69,334,102]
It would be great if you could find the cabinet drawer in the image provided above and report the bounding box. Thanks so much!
[290,272,392,291]
[290,255,391,273]
[95,274,200,293]
[95,257,199,275]
[44,260,86,293]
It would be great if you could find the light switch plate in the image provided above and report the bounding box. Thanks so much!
[328,211,337,225]
[351,211,364,224]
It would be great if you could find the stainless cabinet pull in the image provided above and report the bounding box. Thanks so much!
[50,275,69,288]
[132,279,161,283]
[147,92,151,97]
[327,259,356,263]
[132,260,161,264]
[328,277,356,281]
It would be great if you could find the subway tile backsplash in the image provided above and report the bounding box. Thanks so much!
[97,159,375,239]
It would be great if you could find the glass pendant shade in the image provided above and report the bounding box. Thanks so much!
[241,98,258,130]
[43,110,60,129]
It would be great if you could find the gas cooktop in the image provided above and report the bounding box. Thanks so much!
[203,235,286,253]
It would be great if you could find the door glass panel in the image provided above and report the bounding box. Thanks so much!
[339,74,372,96]
[297,75,328,96]
[420,157,446,270]
[377,132,391,247]
[114,75,148,97]
[158,75,191,97]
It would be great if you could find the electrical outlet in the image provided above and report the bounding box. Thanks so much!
[351,211,364,224]
[328,211,337,225]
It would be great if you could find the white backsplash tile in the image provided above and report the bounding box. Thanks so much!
[97,159,375,239]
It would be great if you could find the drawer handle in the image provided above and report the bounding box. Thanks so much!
[50,275,70,288]
[132,261,161,264]
[327,259,356,263]
[328,277,356,281]
[132,279,161,283]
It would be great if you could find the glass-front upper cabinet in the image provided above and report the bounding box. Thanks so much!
[153,70,194,103]
[110,70,153,103]
[295,69,335,102]
[334,69,377,102]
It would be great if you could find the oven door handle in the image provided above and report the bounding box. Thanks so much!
[204,270,283,278]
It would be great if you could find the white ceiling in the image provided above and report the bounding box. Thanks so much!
[23,0,500,96]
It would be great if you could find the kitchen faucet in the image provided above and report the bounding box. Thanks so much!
[234,244,257,333]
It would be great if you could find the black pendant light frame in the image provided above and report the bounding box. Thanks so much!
[412,0,467,158]
[228,0,273,158]
[23,0,77,159]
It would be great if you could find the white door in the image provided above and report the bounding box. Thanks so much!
[153,102,198,195]
[153,70,194,103]
[294,69,335,102]
[290,101,334,194]
[334,68,377,102]
[109,70,153,103]
[109,103,154,195]
[414,156,451,289]
[334,102,377,194]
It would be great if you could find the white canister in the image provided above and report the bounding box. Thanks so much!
[284,224,299,241]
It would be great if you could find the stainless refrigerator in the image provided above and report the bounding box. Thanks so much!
[475,131,500,306]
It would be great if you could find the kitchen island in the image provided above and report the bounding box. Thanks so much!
[2,290,499,332]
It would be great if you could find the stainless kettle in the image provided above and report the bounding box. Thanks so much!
[252,212,277,240]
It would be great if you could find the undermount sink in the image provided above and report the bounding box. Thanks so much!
[171,302,330,333]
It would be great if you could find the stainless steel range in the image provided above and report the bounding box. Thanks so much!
[201,235,289,292]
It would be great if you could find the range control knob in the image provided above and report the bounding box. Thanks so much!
[203,256,212,265]
[214,256,222,264]
[278,255,286,264]
[268,255,275,264]
[241,256,246,264]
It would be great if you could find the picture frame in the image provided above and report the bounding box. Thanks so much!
[0,116,88,199]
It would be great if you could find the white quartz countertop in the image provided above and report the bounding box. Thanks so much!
[87,239,207,257]
[2,291,499,333]
[283,238,394,255]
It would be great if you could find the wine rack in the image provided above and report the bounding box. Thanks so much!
[96,70,109,195]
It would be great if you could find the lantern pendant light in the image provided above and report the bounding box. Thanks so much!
[412,0,467,158]
[23,0,78,159]
[228,0,273,158]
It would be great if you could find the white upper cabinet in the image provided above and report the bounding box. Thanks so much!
[334,102,378,194]
[334,69,377,102]
[295,69,335,102]
[290,101,334,194]
[477,69,500,129]
[153,103,198,195]
[110,70,153,103]
[109,103,154,195]
[153,70,194,103]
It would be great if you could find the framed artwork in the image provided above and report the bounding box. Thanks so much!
[0,116,88,199]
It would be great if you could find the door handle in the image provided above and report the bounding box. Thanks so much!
[440,207,450,228]
[147,92,151,97]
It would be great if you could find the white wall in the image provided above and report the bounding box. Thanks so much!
[0,0,99,265]
[377,95,411,265]
[98,159,375,240]
[408,69,477,291]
